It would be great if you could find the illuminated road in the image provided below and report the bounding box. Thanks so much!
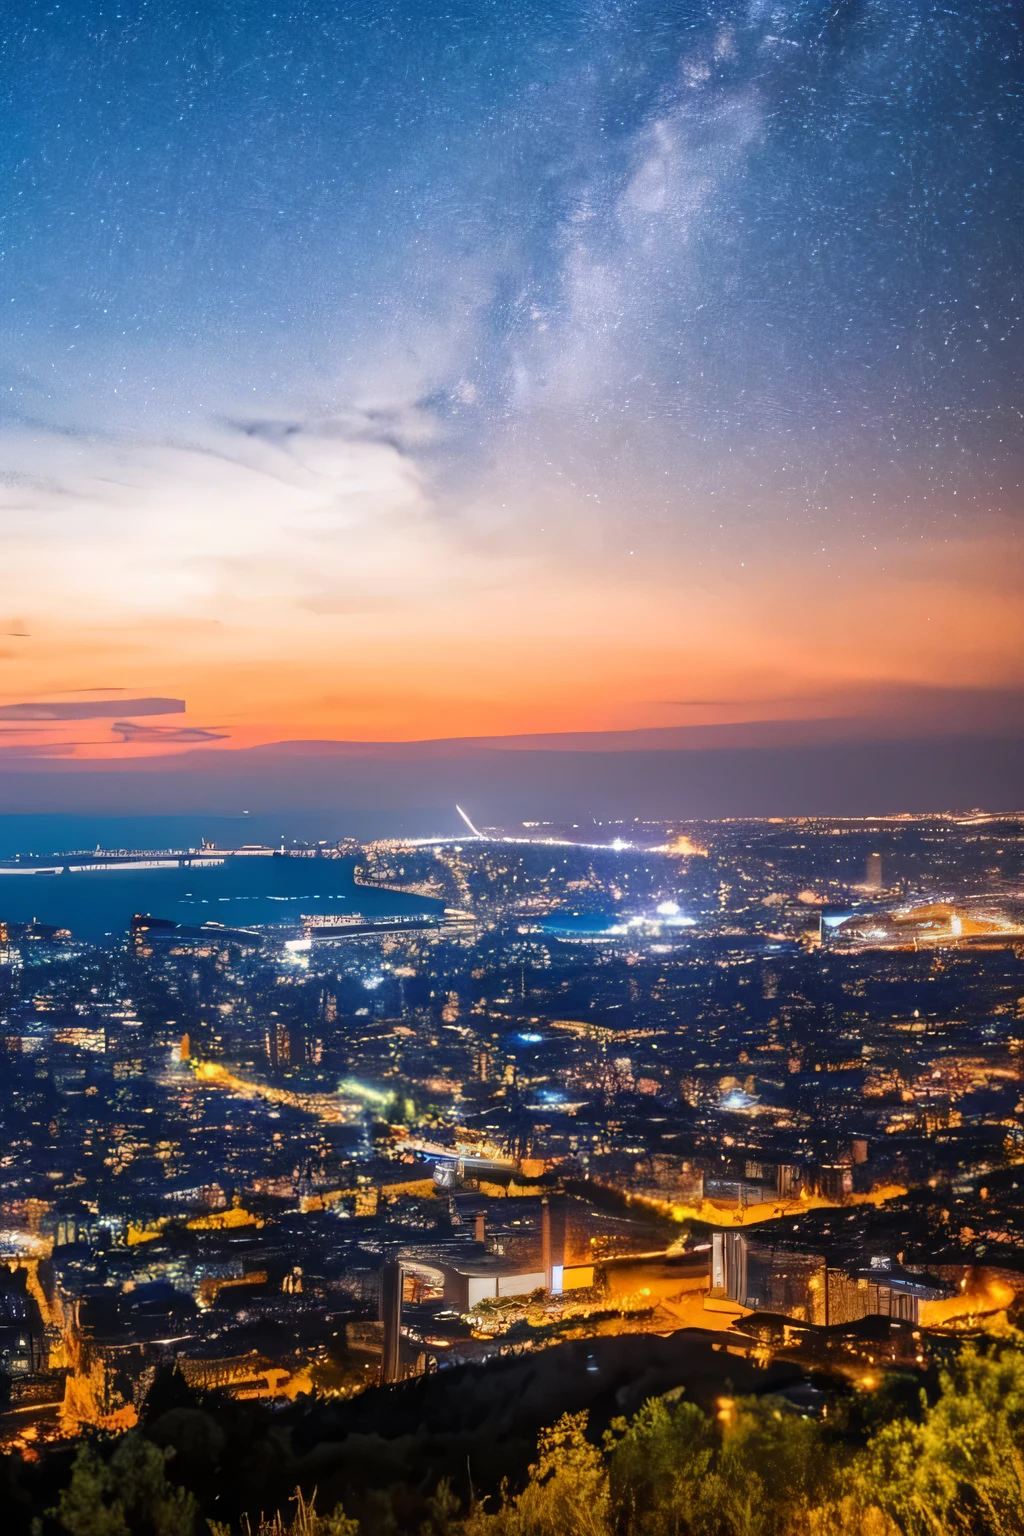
[190,1061,361,1124]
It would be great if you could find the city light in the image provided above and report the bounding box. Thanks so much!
[2,0,1019,1516]
[0,810,1021,1474]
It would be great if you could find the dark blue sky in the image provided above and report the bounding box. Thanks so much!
[7,1,1020,458]
[1,1,1022,762]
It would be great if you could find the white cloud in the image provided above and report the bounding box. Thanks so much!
[0,414,508,642]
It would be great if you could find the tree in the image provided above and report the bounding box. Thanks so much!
[53,1433,197,1536]
[607,1392,714,1536]
[461,1412,611,1536]
[850,1345,1024,1536]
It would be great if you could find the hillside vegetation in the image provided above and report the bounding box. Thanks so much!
[32,1340,1024,1536]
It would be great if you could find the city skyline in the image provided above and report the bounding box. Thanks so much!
[0,809,1022,1497]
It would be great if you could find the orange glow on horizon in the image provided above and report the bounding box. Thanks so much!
[1,462,1021,760]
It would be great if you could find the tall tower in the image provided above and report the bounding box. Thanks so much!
[541,1198,567,1292]
[380,1260,404,1385]
[864,852,883,891]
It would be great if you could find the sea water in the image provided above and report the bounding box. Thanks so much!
[0,853,437,942]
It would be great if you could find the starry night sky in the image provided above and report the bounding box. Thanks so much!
[1,0,1022,759]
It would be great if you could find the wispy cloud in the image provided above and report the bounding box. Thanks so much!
[0,698,184,721]
[0,0,1020,755]
[112,721,227,743]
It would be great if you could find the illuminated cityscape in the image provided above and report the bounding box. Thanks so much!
[3,0,1023,1526]
[0,812,1021,1482]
